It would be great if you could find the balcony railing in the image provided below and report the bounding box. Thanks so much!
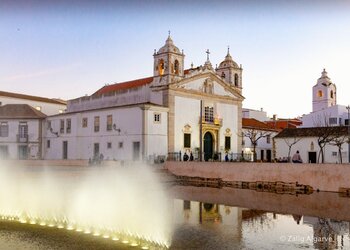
[200,117,223,126]
[17,134,28,143]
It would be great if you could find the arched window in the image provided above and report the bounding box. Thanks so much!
[158,59,165,76]
[330,90,334,99]
[174,60,179,75]
[318,90,323,98]
[234,74,239,87]
[310,142,314,151]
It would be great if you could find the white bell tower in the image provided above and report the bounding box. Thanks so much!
[312,69,337,112]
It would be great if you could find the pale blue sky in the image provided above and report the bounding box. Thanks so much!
[1,0,350,118]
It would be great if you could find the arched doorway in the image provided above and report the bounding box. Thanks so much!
[204,132,213,161]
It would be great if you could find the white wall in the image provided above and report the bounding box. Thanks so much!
[242,129,277,161]
[217,103,238,154]
[44,104,168,162]
[242,108,268,122]
[146,108,168,160]
[301,105,349,127]
[0,119,41,159]
[174,96,201,153]
[275,137,349,163]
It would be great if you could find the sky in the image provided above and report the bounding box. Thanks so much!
[1,0,350,118]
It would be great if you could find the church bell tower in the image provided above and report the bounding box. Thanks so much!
[312,69,337,112]
[153,33,185,85]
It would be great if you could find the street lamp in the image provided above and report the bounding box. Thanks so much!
[347,105,350,164]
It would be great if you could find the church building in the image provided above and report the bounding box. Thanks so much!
[43,35,244,162]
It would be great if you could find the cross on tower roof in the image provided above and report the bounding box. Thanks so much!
[206,49,210,61]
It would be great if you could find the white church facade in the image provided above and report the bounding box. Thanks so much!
[43,35,244,162]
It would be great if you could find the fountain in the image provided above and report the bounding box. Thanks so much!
[0,161,172,249]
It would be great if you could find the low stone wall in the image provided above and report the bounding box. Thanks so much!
[165,161,350,192]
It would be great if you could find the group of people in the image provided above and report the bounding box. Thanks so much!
[183,150,303,163]
[183,152,194,161]
[277,151,303,163]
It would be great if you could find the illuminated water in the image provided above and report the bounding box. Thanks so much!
[0,163,172,249]
[0,164,349,249]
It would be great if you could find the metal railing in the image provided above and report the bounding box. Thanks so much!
[16,134,28,143]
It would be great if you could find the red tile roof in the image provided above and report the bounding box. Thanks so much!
[266,119,302,131]
[242,118,278,131]
[93,77,153,95]
[0,91,66,105]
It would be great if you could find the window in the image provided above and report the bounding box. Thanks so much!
[234,73,239,86]
[66,119,71,133]
[174,60,179,75]
[107,142,112,149]
[94,116,100,132]
[158,59,165,75]
[330,90,334,99]
[221,72,225,78]
[47,121,52,130]
[107,115,113,131]
[345,119,349,126]
[329,117,337,125]
[332,151,337,157]
[82,118,88,128]
[183,200,191,210]
[204,106,214,122]
[266,135,271,144]
[225,136,231,150]
[154,113,161,123]
[318,90,323,98]
[119,142,123,148]
[18,122,28,140]
[60,119,64,133]
[47,140,51,148]
[184,133,191,148]
[0,122,9,137]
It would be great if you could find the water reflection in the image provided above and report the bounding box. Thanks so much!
[170,185,350,250]
[1,182,350,249]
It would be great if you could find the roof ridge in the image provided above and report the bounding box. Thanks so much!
[0,90,66,105]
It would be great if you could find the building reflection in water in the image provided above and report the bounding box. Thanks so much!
[174,199,243,239]
[173,199,350,250]
[304,216,350,250]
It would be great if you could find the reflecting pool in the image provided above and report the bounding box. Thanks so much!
[170,185,350,250]
[0,166,349,250]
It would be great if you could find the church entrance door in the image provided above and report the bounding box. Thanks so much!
[204,132,213,161]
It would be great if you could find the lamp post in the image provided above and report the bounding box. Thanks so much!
[347,105,350,164]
